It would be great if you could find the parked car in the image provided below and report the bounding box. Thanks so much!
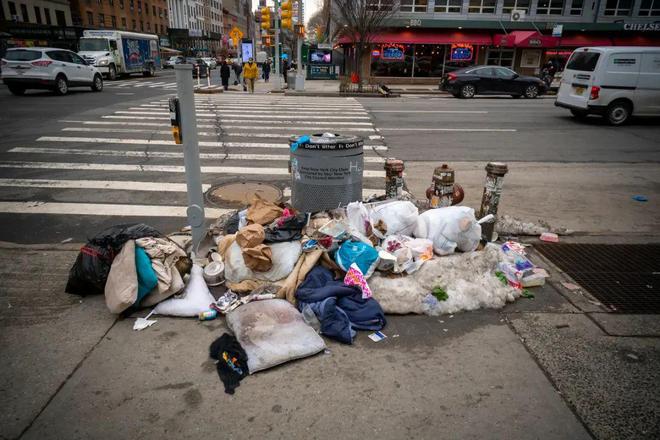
[1,47,103,96]
[164,56,184,69]
[555,46,660,125]
[202,57,217,69]
[440,65,547,99]
[185,57,209,78]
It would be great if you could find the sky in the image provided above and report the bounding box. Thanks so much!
[250,0,320,25]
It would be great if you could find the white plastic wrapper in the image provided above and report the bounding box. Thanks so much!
[369,201,419,239]
[414,206,482,255]
[226,299,326,373]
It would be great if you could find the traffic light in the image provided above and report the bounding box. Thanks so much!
[262,35,272,47]
[260,7,271,31]
[281,1,293,30]
[294,24,305,37]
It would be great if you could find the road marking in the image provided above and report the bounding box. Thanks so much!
[371,110,488,113]
[114,92,135,96]
[0,178,211,192]
[0,201,230,218]
[102,115,216,120]
[115,111,217,116]
[379,128,518,132]
[128,108,370,118]
[9,147,386,163]
[0,161,386,177]
[214,119,374,126]
[223,125,376,132]
[59,119,217,128]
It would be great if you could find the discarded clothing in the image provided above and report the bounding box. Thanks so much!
[104,240,138,314]
[135,237,187,295]
[295,266,386,344]
[209,333,249,395]
[236,224,273,272]
[264,213,306,243]
[66,223,161,296]
[135,246,158,303]
[246,194,283,226]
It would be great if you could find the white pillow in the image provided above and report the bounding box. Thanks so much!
[154,265,215,317]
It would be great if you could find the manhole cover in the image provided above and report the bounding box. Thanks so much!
[535,243,660,314]
[206,181,283,207]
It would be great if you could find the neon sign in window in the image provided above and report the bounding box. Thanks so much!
[450,44,474,61]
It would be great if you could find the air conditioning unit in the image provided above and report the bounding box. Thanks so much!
[511,10,526,22]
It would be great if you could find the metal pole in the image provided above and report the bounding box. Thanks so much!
[174,64,205,255]
[295,0,304,91]
[478,162,509,242]
[273,0,282,90]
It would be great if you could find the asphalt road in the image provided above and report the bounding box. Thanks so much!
[0,72,658,243]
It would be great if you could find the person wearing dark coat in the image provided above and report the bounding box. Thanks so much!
[220,60,231,90]
[262,59,271,83]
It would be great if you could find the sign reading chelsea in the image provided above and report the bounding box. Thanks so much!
[623,23,660,31]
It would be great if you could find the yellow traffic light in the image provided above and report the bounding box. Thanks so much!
[281,0,293,24]
[261,7,271,30]
[282,18,292,30]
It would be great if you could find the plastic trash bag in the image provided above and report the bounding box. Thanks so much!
[224,240,302,283]
[369,201,419,239]
[414,206,481,256]
[346,201,370,236]
[66,223,161,296]
[226,299,326,373]
[335,240,379,278]
[154,265,215,317]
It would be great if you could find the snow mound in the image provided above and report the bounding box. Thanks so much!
[369,244,520,315]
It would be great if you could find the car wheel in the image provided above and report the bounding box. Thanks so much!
[460,84,476,99]
[91,74,103,92]
[8,85,25,96]
[605,101,632,126]
[524,85,539,98]
[108,64,117,80]
[54,75,68,95]
[570,109,588,119]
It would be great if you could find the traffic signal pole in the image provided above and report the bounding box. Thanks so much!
[295,1,305,91]
[272,0,282,91]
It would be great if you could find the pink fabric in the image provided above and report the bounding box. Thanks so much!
[344,263,372,299]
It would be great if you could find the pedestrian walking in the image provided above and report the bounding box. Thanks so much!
[243,57,258,94]
[262,59,271,83]
[220,60,231,91]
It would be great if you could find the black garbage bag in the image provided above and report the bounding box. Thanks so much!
[225,212,240,235]
[65,223,162,296]
[264,213,307,243]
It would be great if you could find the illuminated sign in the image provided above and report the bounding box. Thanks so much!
[381,44,405,61]
[450,44,473,61]
[372,49,381,57]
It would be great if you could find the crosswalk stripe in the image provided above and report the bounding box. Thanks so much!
[36,136,386,150]
[59,120,217,128]
[115,111,217,117]
[102,115,215,120]
[0,178,211,192]
[0,161,386,177]
[214,119,374,126]
[222,125,376,132]
[128,108,370,118]
[9,147,387,163]
[0,201,230,218]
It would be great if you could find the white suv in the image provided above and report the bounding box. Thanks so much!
[1,47,104,96]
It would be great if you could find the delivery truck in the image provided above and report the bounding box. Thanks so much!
[78,30,161,80]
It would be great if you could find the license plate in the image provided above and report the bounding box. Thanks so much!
[575,86,585,95]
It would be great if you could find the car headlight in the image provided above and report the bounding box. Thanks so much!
[98,59,109,66]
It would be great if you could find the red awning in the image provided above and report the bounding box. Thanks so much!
[493,31,559,48]
[339,30,493,45]
[556,34,613,47]
[612,34,660,46]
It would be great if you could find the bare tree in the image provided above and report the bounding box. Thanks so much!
[331,0,396,88]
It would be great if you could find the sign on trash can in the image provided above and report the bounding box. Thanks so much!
[289,133,364,212]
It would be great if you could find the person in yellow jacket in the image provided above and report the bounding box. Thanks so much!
[243,57,259,94]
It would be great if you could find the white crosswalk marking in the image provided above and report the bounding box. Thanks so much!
[0,93,390,219]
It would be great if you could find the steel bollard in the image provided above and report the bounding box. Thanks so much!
[428,164,454,208]
[384,158,405,199]
[478,162,509,241]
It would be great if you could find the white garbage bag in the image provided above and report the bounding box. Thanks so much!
[369,201,419,239]
[154,265,215,317]
[224,240,302,284]
[414,206,482,255]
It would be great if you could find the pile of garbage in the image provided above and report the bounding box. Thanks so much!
[64,190,550,394]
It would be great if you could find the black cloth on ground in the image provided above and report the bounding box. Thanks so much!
[209,333,249,395]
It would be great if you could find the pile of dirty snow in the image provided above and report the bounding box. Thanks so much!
[495,215,572,236]
[369,244,520,315]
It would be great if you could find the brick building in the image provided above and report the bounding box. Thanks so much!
[69,0,170,35]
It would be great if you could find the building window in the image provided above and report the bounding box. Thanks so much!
[8,1,17,16]
[159,7,163,17]
[132,18,136,29]
[367,0,394,10]
[87,11,94,25]
[130,0,134,11]
[121,16,127,27]
[400,0,428,12]
[147,22,151,30]
[570,0,584,14]
[34,6,42,23]
[486,48,515,68]
[44,8,51,24]
[153,5,157,15]
[503,0,530,13]
[55,9,65,25]
[145,2,149,14]
[138,0,142,12]
[109,0,114,5]
[639,0,660,15]
[604,0,632,15]
[99,13,105,27]
[468,0,496,13]
[111,15,116,27]
[119,0,124,9]
[434,0,462,12]
[536,0,564,14]
[19,3,28,21]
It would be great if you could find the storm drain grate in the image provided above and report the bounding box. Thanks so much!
[535,244,660,314]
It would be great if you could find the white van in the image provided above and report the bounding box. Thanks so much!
[555,46,660,125]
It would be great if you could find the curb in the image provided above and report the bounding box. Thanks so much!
[283,91,400,98]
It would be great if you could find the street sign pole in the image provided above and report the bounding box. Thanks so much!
[295,2,305,91]
[174,64,205,256]
[273,0,282,90]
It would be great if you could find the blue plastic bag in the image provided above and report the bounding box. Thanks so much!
[335,240,379,278]
[135,246,158,304]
